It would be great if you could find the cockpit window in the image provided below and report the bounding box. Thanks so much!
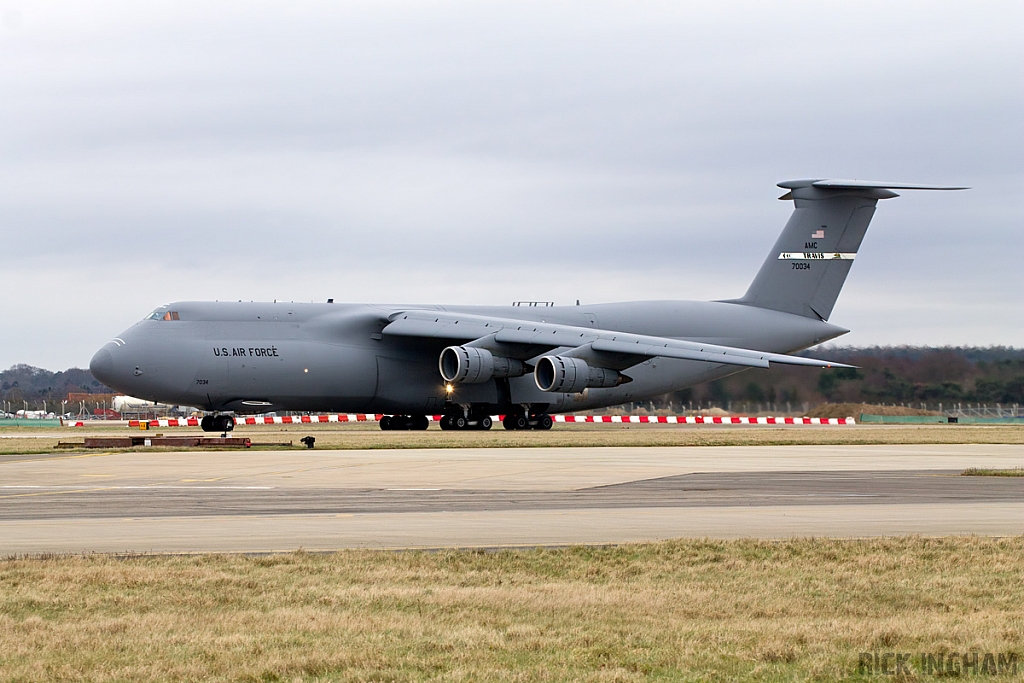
[146,310,179,321]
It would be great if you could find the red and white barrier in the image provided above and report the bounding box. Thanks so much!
[125,414,379,428]
[554,415,853,425]
[98,414,854,428]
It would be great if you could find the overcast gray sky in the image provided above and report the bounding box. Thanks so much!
[1,1,1021,370]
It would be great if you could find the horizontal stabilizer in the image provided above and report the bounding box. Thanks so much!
[780,179,968,191]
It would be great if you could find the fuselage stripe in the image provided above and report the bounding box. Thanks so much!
[778,252,856,260]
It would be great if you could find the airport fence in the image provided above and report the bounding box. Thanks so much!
[942,403,1022,418]
[862,403,1023,418]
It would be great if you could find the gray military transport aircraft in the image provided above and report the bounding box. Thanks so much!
[90,179,963,432]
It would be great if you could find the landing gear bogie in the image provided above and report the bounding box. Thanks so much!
[380,414,429,431]
[502,413,529,430]
[439,408,492,430]
[501,410,553,430]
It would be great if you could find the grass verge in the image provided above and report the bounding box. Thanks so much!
[1,423,1024,456]
[962,467,1024,477]
[1,537,1022,682]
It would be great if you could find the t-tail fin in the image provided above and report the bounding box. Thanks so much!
[727,179,966,321]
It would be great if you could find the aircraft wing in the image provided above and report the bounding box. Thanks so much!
[382,310,852,370]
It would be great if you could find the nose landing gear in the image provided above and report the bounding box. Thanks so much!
[200,414,235,433]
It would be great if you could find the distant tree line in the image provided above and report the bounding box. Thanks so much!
[655,346,1024,411]
[0,364,111,412]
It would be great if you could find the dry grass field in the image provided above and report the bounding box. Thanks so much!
[962,467,1024,477]
[1,537,1022,682]
[0,423,1023,455]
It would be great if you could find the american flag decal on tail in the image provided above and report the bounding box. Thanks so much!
[811,229,825,239]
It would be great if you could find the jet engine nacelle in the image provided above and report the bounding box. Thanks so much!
[439,346,527,384]
[534,355,626,393]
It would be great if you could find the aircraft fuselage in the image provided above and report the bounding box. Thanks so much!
[90,299,846,415]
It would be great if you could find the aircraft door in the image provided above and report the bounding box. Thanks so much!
[191,344,229,410]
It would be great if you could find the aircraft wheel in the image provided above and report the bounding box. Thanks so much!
[210,415,234,432]
[502,414,528,430]
[439,415,453,430]
[478,415,492,430]
[201,415,214,432]
[380,415,392,430]
[535,414,553,430]
[453,415,467,430]
[413,415,429,430]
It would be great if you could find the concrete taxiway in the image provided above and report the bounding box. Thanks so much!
[0,444,1021,553]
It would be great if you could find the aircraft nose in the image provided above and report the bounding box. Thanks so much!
[89,348,115,386]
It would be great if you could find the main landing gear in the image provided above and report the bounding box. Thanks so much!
[379,415,429,431]
[382,406,553,431]
[200,414,235,433]
[436,406,552,431]
[501,410,553,431]
[439,410,492,431]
